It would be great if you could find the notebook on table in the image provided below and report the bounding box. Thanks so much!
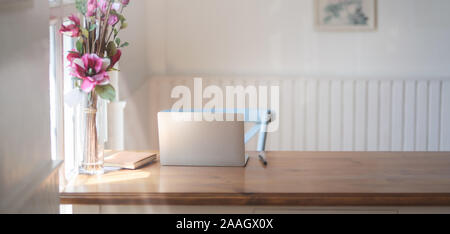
[104,151,157,170]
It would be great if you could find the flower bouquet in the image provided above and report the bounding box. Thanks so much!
[60,0,131,175]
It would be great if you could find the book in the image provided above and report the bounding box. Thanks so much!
[104,151,157,170]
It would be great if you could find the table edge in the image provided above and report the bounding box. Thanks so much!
[60,192,450,206]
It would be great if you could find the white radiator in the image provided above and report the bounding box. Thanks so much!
[146,76,450,151]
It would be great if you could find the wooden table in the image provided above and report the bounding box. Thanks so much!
[61,151,450,208]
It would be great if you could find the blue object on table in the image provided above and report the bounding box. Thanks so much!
[161,108,272,152]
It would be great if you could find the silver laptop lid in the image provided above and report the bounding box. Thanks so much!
[158,112,247,167]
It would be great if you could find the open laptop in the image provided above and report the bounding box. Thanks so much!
[158,112,248,167]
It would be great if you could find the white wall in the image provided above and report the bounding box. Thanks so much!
[119,0,149,98]
[118,0,152,150]
[123,0,450,150]
[0,0,52,210]
[145,0,450,78]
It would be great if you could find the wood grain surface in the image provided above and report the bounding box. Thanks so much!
[61,151,450,206]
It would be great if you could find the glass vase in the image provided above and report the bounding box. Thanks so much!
[78,92,107,175]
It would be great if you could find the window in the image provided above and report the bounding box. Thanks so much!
[49,0,78,184]
[49,24,58,161]
[62,35,78,180]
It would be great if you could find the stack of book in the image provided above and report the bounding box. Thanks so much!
[104,151,157,170]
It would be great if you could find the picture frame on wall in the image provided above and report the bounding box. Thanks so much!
[315,0,377,31]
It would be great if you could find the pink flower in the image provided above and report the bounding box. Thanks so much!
[108,14,119,25]
[121,0,130,6]
[99,0,121,14]
[59,14,81,37]
[59,24,80,37]
[67,49,81,66]
[109,49,122,68]
[99,0,108,13]
[112,2,121,11]
[86,0,98,17]
[70,54,111,93]
[68,14,81,26]
[99,0,121,24]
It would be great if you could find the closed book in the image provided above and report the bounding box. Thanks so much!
[104,151,157,169]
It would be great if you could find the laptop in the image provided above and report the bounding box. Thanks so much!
[158,112,248,167]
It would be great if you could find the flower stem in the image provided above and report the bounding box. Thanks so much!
[97,1,113,57]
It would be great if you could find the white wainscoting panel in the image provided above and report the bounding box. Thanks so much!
[147,77,450,151]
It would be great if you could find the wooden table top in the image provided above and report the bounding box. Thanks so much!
[61,151,450,206]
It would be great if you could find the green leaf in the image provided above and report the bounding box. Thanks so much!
[118,14,126,23]
[120,42,129,48]
[106,41,118,57]
[89,24,97,32]
[76,39,84,53]
[115,38,121,47]
[95,84,116,102]
[120,22,128,30]
[75,0,87,15]
[107,67,120,72]
[81,27,89,38]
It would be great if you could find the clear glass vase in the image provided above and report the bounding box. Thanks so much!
[77,92,107,175]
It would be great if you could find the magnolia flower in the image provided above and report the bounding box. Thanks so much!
[112,2,121,11]
[108,14,119,25]
[71,54,111,93]
[99,0,121,14]
[59,14,81,37]
[122,0,130,6]
[67,49,81,66]
[98,0,121,25]
[86,0,98,17]
[99,0,108,13]
[68,14,81,25]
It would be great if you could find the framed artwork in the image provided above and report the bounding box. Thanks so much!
[315,0,377,31]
